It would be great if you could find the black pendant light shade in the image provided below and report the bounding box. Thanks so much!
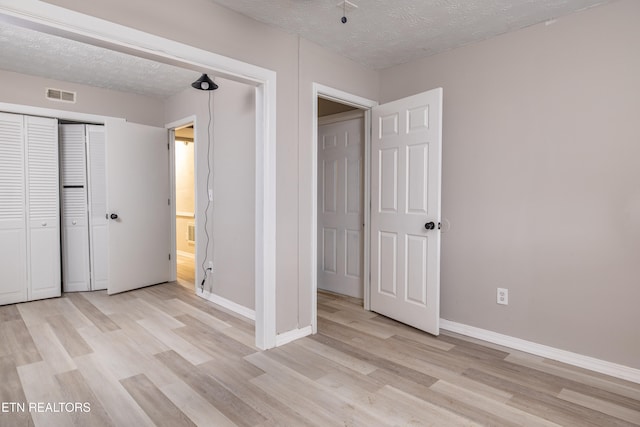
[191,73,218,91]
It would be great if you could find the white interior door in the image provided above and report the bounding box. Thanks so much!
[318,116,364,298]
[106,120,171,294]
[370,88,443,335]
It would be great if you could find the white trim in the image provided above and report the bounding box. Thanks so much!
[318,110,364,126]
[0,1,277,350]
[440,319,640,384]
[197,288,256,321]
[275,326,313,347]
[311,83,377,334]
[168,128,178,282]
[0,102,116,123]
[176,250,195,259]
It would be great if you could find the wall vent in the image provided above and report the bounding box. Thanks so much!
[187,223,196,243]
[46,88,76,103]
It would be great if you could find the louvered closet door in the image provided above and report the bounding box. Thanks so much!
[60,124,91,292]
[0,112,28,305]
[26,116,61,301]
[87,125,108,290]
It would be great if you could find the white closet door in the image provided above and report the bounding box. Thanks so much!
[0,112,28,305]
[86,125,108,290]
[25,115,61,301]
[318,116,364,298]
[60,124,91,292]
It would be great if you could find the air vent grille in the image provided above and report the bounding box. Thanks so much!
[46,88,76,103]
[187,223,196,243]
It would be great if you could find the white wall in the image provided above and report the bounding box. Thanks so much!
[379,0,640,369]
[165,78,256,310]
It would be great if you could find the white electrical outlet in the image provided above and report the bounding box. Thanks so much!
[208,261,213,271]
[208,189,213,201]
[497,288,508,305]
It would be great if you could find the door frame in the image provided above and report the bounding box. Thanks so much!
[311,83,377,334]
[166,116,197,285]
[0,1,278,350]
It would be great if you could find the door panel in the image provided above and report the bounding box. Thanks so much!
[61,188,91,292]
[60,124,91,292]
[87,125,108,290]
[25,116,60,301]
[370,88,442,335]
[379,148,398,212]
[318,116,364,298]
[0,112,27,305]
[106,120,171,294]
[378,231,398,297]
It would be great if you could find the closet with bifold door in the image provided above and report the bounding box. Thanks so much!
[59,124,108,292]
[0,112,61,305]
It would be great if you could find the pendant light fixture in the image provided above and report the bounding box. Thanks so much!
[191,73,218,91]
[190,73,218,291]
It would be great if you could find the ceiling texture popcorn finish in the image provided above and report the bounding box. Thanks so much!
[0,22,200,98]
[0,1,613,96]
[206,0,612,69]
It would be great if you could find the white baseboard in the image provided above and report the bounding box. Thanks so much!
[275,326,313,347]
[440,319,640,384]
[176,250,195,259]
[197,289,255,321]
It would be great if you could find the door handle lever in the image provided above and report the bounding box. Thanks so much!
[425,221,435,230]
[110,213,119,220]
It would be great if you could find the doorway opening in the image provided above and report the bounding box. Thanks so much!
[316,98,368,326]
[174,123,196,288]
[0,3,278,349]
[317,98,364,301]
[313,86,444,338]
[311,84,378,334]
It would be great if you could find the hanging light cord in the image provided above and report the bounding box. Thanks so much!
[200,90,213,291]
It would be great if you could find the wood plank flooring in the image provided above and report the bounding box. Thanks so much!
[1,284,639,426]
[177,254,196,288]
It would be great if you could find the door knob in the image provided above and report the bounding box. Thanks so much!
[425,221,435,230]
[110,213,118,220]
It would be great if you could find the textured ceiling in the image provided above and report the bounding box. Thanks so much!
[207,0,612,69]
[0,22,200,99]
[0,1,612,97]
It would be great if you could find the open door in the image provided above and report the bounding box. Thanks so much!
[370,88,443,335]
[106,120,171,294]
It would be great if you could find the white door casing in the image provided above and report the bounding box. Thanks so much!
[370,88,443,335]
[318,115,364,298]
[106,120,171,294]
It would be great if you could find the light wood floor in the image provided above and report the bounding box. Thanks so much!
[1,284,639,426]
[176,254,195,288]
